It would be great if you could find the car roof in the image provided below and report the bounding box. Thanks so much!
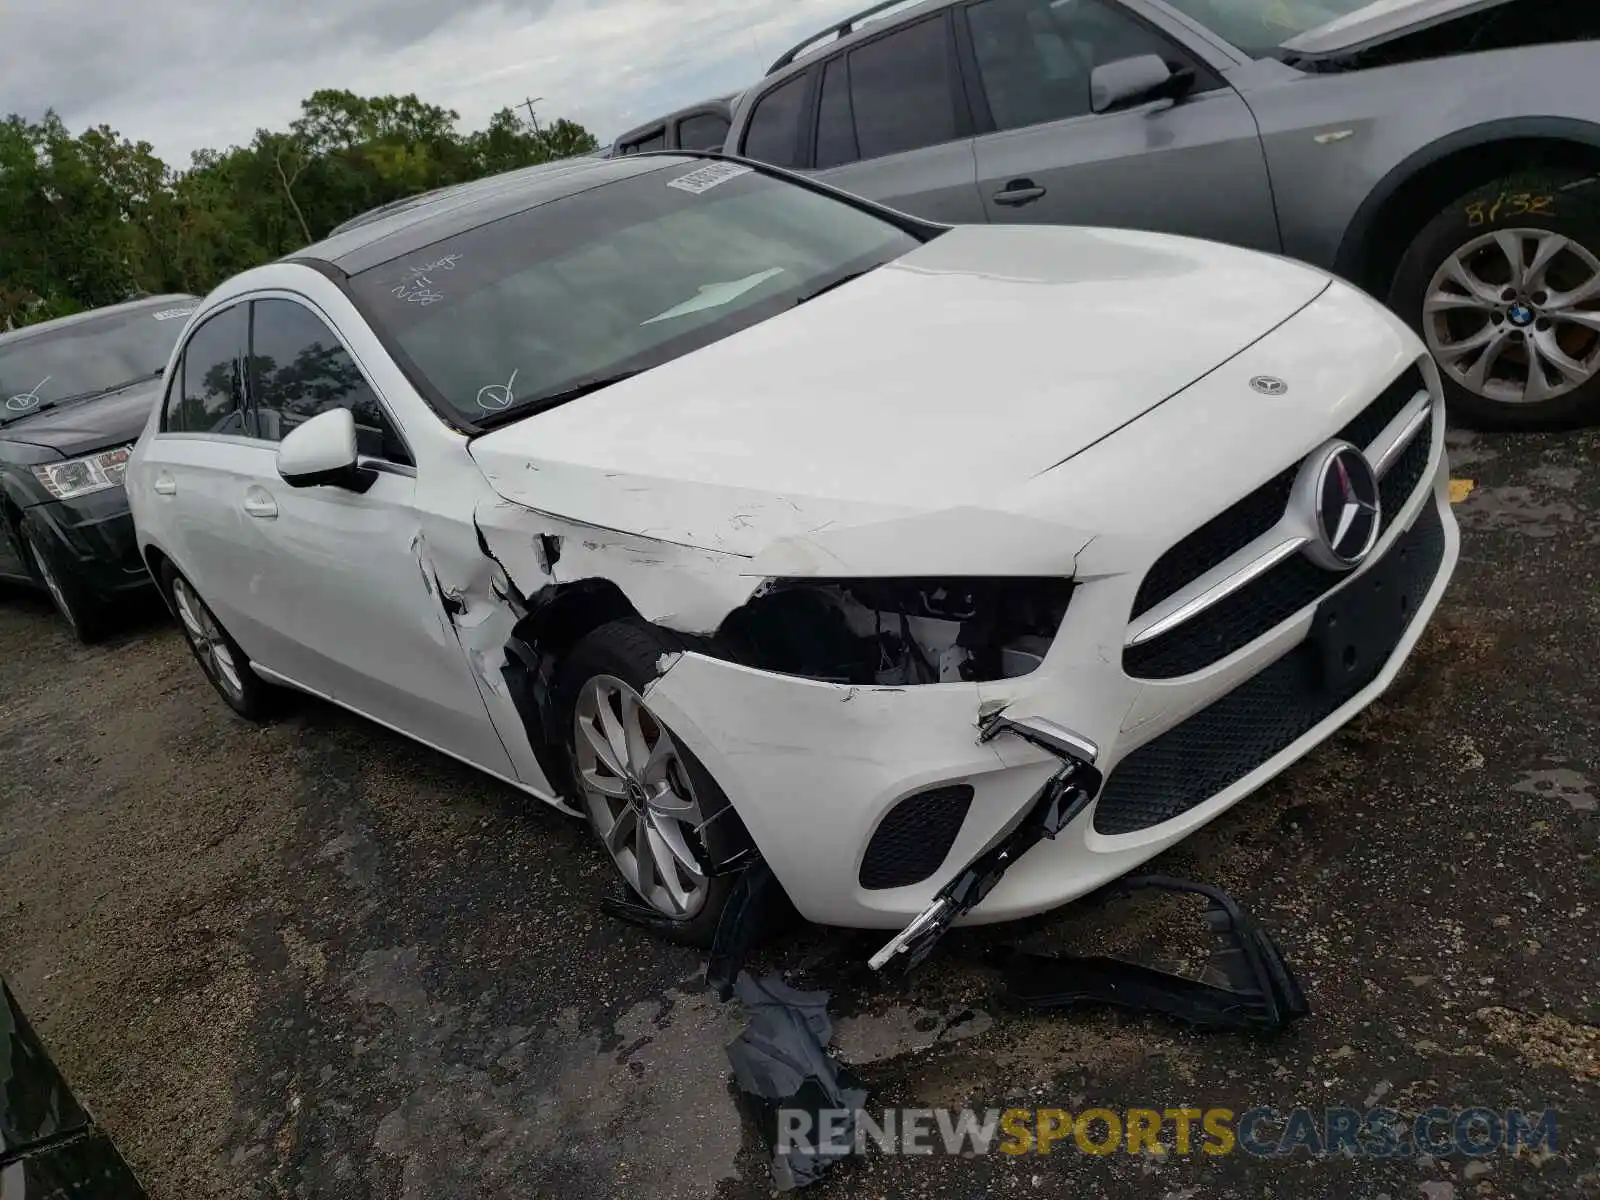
[0,294,198,346]
[289,153,700,278]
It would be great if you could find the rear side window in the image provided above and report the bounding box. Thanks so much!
[620,128,667,155]
[164,306,245,434]
[815,57,859,169]
[247,299,411,464]
[677,112,731,150]
[741,75,808,167]
[846,16,959,160]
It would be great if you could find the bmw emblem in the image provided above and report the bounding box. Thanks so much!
[1250,376,1288,396]
[1507,303,1535,328]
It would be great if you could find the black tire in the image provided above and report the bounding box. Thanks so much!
[554,619,740,948]
[1389,168,1600,430]
[158,561,280,722]
[24,531,110,644]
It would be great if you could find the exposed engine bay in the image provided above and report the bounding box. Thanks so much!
[710,577,1075,686]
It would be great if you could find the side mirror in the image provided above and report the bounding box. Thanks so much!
[277,407,373,492]
[1090,54,1194,114]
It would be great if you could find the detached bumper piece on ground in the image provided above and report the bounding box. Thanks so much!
[1,978,148,1199]
[684,717,1309,1190]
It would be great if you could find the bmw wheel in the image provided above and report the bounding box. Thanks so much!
[1390,169,1600,429]
[555,619,739,946]
[159,562,278,721]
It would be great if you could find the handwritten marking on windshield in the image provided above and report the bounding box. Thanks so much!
[476,368,519,412]
[152,307,196,321]
[406,254,463,276]
[5,377,49,412]
[392,277,446,305]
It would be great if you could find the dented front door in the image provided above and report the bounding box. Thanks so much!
[240,469,518,778]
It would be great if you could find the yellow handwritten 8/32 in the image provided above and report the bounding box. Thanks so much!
[1466,192,1556,228]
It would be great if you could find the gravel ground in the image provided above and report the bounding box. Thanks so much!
[0,426,1595,1199]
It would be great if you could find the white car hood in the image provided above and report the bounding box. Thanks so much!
[470,225,1329,558]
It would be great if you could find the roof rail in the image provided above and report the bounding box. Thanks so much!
[765,0,924,74]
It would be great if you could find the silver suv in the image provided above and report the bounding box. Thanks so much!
[723,0,1600,428]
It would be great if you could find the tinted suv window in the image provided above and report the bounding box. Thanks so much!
[622,129,667,155]
[846,16,959,160]
[677,112,731,151]
[741,75,807,167]
[966,0,1200,131]
[165,306,244,434]
[247,299,411,464]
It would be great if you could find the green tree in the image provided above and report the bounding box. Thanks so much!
[0,92,600,328]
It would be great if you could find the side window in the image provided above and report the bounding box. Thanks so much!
[676,112,731,151]
[846,16,959,160]
[164,306,245,435]
[815,57,859,169]
[623,128,667,155]
[965,0,1210,132]
[247,299,412,465]
[741,75,808,168]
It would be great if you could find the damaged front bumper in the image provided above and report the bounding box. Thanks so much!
[643,464,1459,934]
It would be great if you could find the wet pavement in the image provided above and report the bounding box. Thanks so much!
[0,426,1595,1199]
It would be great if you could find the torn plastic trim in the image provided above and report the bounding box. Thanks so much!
[868,714,1103,971]
[1279,1,1600,72]
[996,876,1310,1034]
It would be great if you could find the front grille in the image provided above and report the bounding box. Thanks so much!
[858,784,973,890]
[1124,410,1437,679]
[1130,364,1427,620]
[1095,502,1445,835]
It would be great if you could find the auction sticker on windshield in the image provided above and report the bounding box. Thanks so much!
[667,162,753,195]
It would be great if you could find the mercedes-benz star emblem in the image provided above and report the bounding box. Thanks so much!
[1250,376,1288,396]
[1303,442,1381,569]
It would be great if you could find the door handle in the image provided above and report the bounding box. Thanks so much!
[153,472,177,496]
[242,491,278,520]
[994,180,1047,207]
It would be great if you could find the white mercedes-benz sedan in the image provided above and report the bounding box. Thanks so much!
[127,152,1457,955]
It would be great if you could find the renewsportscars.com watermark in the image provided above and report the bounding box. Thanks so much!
[777,1105,1561,1159]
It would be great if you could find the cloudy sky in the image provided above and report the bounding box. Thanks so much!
[1,0,869,167]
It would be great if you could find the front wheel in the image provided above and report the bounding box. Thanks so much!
[555,620,739,947]
[1390,170,1600,429]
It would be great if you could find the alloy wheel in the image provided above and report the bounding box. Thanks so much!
[170,577,245,701]
[573,674,711,919]
[1424,227,1600,406]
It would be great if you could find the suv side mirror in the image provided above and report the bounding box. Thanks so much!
[277,407,373,493]
[1090,54,1195,114]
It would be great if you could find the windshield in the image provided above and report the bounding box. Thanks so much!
[0,302,193,424]
[1159,0,1390,55]
[348,160,923,427]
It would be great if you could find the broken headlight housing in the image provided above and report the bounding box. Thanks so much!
[713,577,1074,685]
[30,444,134,500]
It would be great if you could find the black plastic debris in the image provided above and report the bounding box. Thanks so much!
[725,972,868,1191]
[993,876,1310,1034]
[707,857,800,1000]
[867,732,1103,972]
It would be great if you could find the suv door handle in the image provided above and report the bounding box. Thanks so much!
[153,472,177,496]
[242,489,278,520]
[994,179,1047,207]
